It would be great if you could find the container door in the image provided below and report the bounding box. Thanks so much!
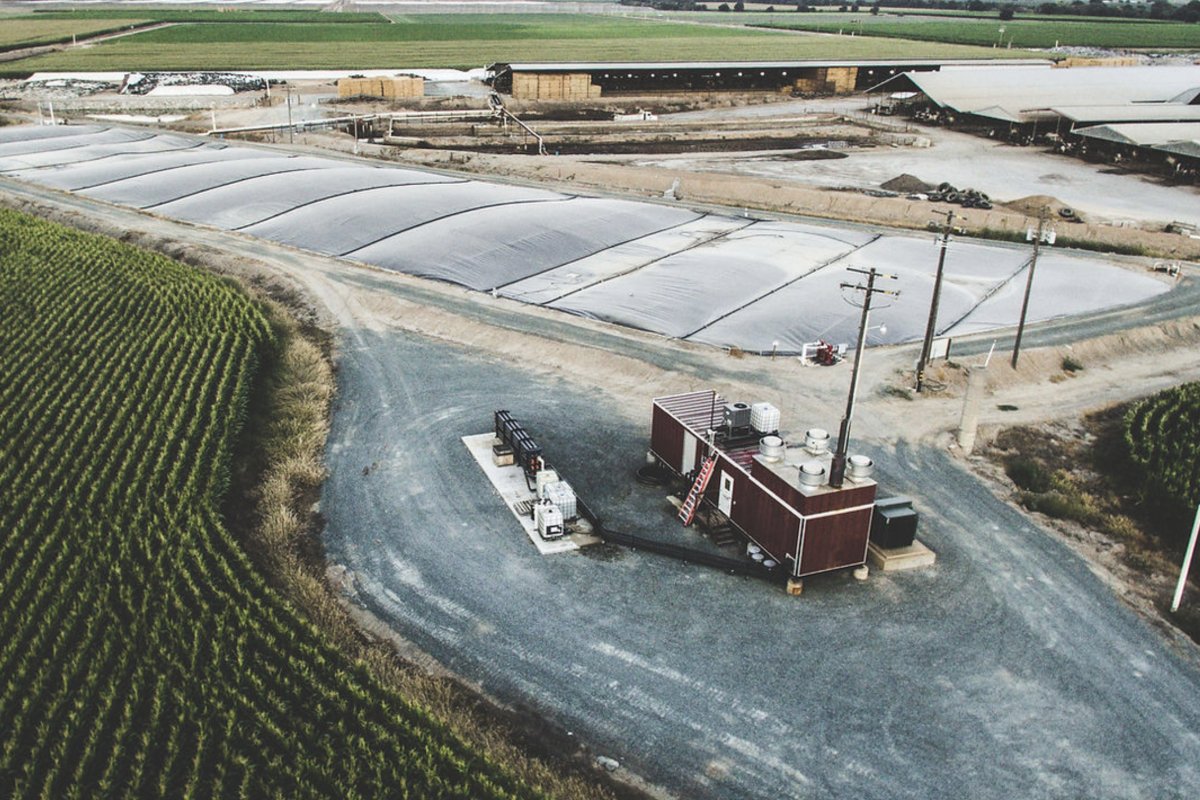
[718,471,734,516]
[681,434,697,475]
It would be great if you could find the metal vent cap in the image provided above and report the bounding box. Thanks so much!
[847,454,874,481]
[804,428,830,454]
[798,461,827,486]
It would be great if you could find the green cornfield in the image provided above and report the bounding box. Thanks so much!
[0,18,148,51]
[1,12,1018,73]
[0,209,538,799]
[1124,381,1200,525]
[23,8,390,24]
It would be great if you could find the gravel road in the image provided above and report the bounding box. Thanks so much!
[3,178,1199,799]
[321,328,1200,799]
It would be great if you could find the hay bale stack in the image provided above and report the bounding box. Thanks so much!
[338,76,424,99]
[510,72,601,100]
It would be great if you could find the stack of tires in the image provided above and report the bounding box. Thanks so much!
[926,182,992,210]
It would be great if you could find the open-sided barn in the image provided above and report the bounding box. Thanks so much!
[491,58,1048,100]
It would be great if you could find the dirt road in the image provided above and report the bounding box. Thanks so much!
[4,177,1200,799]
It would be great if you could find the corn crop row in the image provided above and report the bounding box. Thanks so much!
[0,209,541,800]
[1124,381,1200,517]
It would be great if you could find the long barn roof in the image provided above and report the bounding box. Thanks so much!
[868,66,1200,123]
[496,59,1050,72]
[1156,139,1200,159]
[1051,104,1200,126]
[1073,122,1200,147]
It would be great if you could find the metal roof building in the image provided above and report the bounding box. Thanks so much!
[1050,104,1200,127]
[497,59,1051,73]
[1072,122,1200,147]
[1156,139,1200,160]
[867,65,1200,124]
[491,58,1049,99]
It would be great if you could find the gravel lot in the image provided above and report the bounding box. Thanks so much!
[321,326,1200,800]
[648,101,1200,228]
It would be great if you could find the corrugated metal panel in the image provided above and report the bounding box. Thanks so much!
[654,390,724,434]
[866,65,1200,122]
[1155,139,1200,159]
[1073,122,1200,147]
[1052,104,1200,125]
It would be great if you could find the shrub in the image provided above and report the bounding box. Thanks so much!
[1018,490,1097,525]
[1005,456,1052,492]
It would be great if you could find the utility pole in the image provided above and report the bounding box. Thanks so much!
[1171,504,1200,614]
[1011,208,1053,369]
[286,86,294,145]
[830,267,899,488]
[916,208,955,393]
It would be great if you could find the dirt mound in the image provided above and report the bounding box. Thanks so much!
[880,173,933,193]
[1003,194,1071,216]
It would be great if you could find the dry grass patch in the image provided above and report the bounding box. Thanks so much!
[234,296,644,800]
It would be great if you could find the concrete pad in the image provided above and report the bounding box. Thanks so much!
[462,433,595,554]
[867,538,937,572]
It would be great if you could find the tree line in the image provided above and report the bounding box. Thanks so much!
[620,0,1200,22]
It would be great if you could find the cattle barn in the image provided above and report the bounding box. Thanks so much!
[490,59,1049,101]
[650,390,877,580]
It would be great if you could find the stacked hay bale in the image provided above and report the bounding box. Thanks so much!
[793,67,858,95]
[338,75,425,99]
[511,72,602,100]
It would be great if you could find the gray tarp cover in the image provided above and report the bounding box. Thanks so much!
[9,146,259,191]
[0,125,1169,351]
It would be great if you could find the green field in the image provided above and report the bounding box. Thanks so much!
[2,12,1030,73]
[0,17,147,51]
[755,16,1200,49]
[28,8,389,24]
[0,208,536,799]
